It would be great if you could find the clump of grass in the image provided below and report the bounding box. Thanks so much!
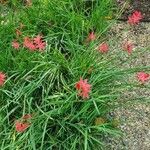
[0,1,149,150]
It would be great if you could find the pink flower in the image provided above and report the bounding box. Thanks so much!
[122,41,134,54]
[34,35,46,51]
[36,42,46,51]
[15,114,32,132]
[23,35,46,51]
[75,78,91,99]
[87,32,96,42]
[128,11,143,25]
[12,41,20,49]
[33,35,43,44]
[23,37,36,51]
[98,42,109,53]
[137,72,149,83]
[15,121,30,132]
[0,72,6,86]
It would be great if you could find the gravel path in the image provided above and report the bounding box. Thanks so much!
[106,22,150,150]
[117,0,150,22]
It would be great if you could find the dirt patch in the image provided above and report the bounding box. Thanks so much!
[117,0,150,22]
[106,21,150,150]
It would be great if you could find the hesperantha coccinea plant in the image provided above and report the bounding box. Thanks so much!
[0,1,149,150]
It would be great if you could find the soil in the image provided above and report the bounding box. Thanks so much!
[106,21,150,150]
[117,0,150,22]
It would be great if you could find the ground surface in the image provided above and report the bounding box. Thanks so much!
[107,21,150,150]
[117,0,150,21]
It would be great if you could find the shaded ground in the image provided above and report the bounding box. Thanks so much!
[106,21,150,150]
[117,0,150,22]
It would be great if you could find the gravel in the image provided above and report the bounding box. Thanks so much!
[117,0,150,22]
[106,21,150,150]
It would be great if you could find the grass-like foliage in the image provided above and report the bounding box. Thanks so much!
[0,1,149,150]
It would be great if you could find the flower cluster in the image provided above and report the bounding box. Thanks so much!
[0,9,148,134]
[23,35,46,51]
[87,34,135,55]
[75,10,147,99]
[12,35,46,52]
[86,11,143,55]
[12,24,46,51]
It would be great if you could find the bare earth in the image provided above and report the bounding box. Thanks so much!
[106,22,150,150]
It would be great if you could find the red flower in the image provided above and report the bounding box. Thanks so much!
[36,42,46,51]
[128,11,143,25]
[87,32,96,42]
[0,72,6,86]
[137,72,149,83]
[12,41,20,49]
[34,35,46,51]
[33,35,43,44]
[23,37,36,51]
[98,42,109,53]
[122,41,134,54]
[23,35,46,51]
[15,121,30,132]
[75,78,91,99]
